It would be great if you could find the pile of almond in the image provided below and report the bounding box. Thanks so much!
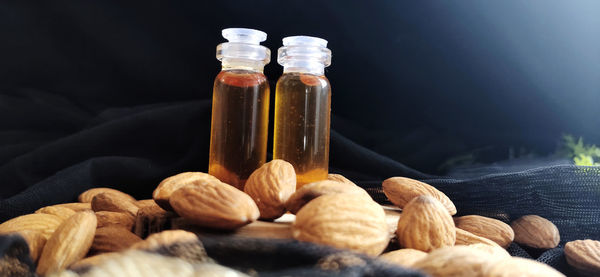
[0,159,599,277]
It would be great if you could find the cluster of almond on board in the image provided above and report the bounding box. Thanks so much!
[0,159,599,276]
[0,190,248,276]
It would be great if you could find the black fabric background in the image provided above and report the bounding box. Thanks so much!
[1,1,599,276]
[1,1,599,176]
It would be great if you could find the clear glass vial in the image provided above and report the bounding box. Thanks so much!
[273,36,332,188]
[208,28,271,190]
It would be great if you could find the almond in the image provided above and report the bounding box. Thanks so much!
[396,195,456,252]
[244,159,297,220]
[135,199,157,208]
[510,215,560,249]
[91,192,139,217]
[382,177,456,215]
[131,230,198,250]
[379,248,427,268]
[169,182,259,230]
[153,172,220,211]
[467,243,510,258]
[285,180,370,214]
[78,187,136,203]
[17,230,47,262]
[564,239,600,276]
[96,211,135,230]
[36,211,97,275]
[317,252,367,271]
[454,215,514,248]
[132,229,212,263]
[456,227,501,247]
[35,206,76,221]
[134,203,174,238]
[413,246,501,277]
[52,202,92,212]
[484,257,565,277]
[69,252,120,271]
[0,213,63,239]
[90,227,142,254]
[327,174,357,186]
[292,194,389,256]
[72,250,248,277]
[46,270,79,277]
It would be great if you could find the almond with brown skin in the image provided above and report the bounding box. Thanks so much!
[327,174,357,186]
[382,177,456,215]
[564,239,600,276]
[454,215,514,248]
[292,194,389,256]
[413,246,502,277]
[132,229,212,263]
[0,213,63,239]
[95,211,135,230]
[379,248,427,268]
[396,195,456,252]
[510,215,560,249]
[317,252,367,271]
[169,182,259,230]
[69,252,120,271]
[90,227,142,254]
[467,243,511,258]
[91,192,139,217]
[484,257,565,277]
[285,180,371,214]
[455,227,501,247]
[35,206,76,221]
[131,230,198,251]
[153,172,220,211]
[135,199,157,208]
[134,203,174,238]
[78,187,136,203]
[69,250,248,277]
[36,211,97,275]
[244,159,297,220]
[52,202,92,212]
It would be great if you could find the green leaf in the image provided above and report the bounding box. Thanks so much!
[574,154,595,166]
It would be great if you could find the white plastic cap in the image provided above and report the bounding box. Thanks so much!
[222,28,267,45]
[217,28,270,69]
[282,36,328,48]
[278,35,331,74]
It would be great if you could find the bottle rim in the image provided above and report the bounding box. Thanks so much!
[217,28,271,65]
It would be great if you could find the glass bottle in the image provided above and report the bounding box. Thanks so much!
[274,36,332,188]
[208,28,271,190]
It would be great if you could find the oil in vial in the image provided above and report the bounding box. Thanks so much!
[274,72,331,187]
[209,70,270,189]
[208,28,271,190]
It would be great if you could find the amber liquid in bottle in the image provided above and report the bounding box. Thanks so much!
[274,72,331,187]
[209,69,270,190]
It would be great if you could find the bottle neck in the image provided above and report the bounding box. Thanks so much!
[221,58,265,72]
[282,60,325,75]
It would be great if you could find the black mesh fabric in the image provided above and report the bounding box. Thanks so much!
[363,165,600,276]
[200,236,424,277]
[1,1,599,276]
[0,234,35,277]
[0,100,598,276]
[363,165,600,245]
[428,165,600,244]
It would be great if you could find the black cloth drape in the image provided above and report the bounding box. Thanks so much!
[1,1,599,276]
